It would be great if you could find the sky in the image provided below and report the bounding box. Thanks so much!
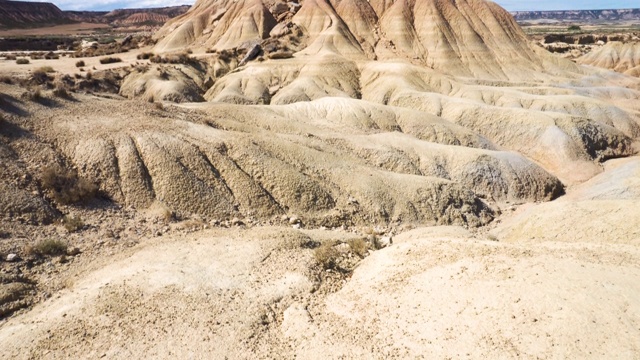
[14,0,640,12]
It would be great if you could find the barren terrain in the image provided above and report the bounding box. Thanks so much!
[0,0,639,358]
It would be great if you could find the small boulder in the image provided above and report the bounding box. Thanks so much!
[6,253,20,262]
[379,236,393,248]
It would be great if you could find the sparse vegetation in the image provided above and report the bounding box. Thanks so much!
[63,215,84,232]
[36,66,55,73]
[568,25,582,31]
[29,239,68,256]
[75,60,85,67]
[348,238,368,258]
[99,57,122,64]
[16,58,29,65]
[41,166,98,205]
[5,54,17,60]
[314,242,340,270]
[21,88,42,102]
[53,86,70,99]
[137,52,154,60]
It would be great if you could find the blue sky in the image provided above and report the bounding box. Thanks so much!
[18,0,640,12]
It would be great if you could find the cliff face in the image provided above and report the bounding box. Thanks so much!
[0,0,72,29]
[512,8,640,22]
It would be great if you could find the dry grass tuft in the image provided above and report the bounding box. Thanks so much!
[314,242,340,270]
[75,60,85,68]
[348,238,368,258]
[63,215,84,232]
[27,239,68,257]
[41,166,98,205]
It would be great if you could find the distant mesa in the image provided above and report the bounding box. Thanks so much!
[512,8,640,22]
[0,0,190,29]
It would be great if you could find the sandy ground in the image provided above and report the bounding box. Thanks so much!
[0,46,152,77]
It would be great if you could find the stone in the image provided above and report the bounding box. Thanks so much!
[6,253,20,262]
[379,236,393,248]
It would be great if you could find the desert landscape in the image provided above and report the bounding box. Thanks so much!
[0,0,639,358]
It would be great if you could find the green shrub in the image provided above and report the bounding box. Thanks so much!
[568,25,581,31]
[16,58,29,65]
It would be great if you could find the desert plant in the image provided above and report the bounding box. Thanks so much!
[314,242,340,270]
[41,166,98,205]
[75,60,85,67]
[99,57,122,64]
[36,66,55,73]
[21,88,42,102]
[0,76,13,84]
[16,58,29,65]
[53,86,70,99]
[5,54,16,60]
[63,215,84,232]
[348,238,368,258]
[137,52,154,60]
[568,25,581,31]
[32,239,68,256]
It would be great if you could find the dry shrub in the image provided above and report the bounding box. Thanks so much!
[154,102,164,111]
[99,57,122,64]
[53,86,70,99]
[314,242,340,270]
[29,239,68,256]
[21,89,42,102]
[137,52,154,60]
[75,60,85,67]
[63,215,84,232]
[41,166,98,205]
[348,238,368,258]
[5,54,17,60]
[0,76,13,84]
[16,58,29,65]
[36,66,55,73]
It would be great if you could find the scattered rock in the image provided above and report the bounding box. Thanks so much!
[66,247,81,256]
[6,254,20,262]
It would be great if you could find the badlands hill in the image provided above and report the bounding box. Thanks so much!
[1,0,640,358]
[578,41,640,76]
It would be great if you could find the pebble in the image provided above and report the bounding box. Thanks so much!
[289,216,301,225]
[6,253,20,262]
[379,236,393,248]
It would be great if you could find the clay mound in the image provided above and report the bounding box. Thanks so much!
[578,41,640,75]
[492,157,640,244]
[317,229,640,358]
[120,64,206,103]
